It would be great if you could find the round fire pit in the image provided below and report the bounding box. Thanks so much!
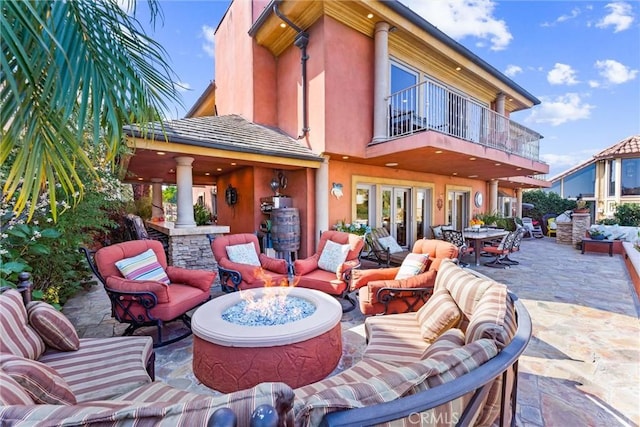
[192,287,342,393]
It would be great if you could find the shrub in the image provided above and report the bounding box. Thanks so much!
[194,203,212,225]
[613,203,640,226]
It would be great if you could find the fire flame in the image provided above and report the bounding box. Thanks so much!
[236,268,303,319]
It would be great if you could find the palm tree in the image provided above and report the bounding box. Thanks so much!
[1,0,180,220]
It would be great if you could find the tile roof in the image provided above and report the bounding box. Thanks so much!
[593,134,640,159]
[124,115,323,163]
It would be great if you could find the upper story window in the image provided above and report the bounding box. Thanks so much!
[621,158,640,196]
[390,62,419,114]
[563,163,595,198]
[608,160,616,197]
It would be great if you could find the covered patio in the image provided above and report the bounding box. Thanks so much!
[63,236,640,426]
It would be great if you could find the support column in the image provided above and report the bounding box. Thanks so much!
[372,22,390,143]
[151,178,164,220]
[495,92,506,115]
[490,180,499,214]
[315,155,330,248]
[175,156,196,228]
[515,188,523,218]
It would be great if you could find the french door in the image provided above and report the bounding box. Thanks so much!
[447,191,470,230]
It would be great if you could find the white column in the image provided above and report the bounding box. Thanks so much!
[174,156,197,228]
[315,155,330,248]
[151,178,164,220]
[490,180,499,214]
[515,188,523,218]
[495,92,506,115]
[372,22,390,143]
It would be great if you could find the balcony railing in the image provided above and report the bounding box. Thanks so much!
[386,79,542,162]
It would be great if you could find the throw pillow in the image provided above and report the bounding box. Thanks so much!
[0,289,46,359]
[420,328,465,360]
[0,370,35,405]
[226,242,261,266]
[27,301,80,352]
[377,236,404,254]
[317,240,350,273]
[394,253,430,280]
[416,289,463,342]
[115,248,170,284]
[0,353,76,405]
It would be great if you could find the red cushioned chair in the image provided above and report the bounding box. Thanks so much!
[210,233,289,292]
[293,230,364,312]
[80,240,216,347]
[351,239,459,315]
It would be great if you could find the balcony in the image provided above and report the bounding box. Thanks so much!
[385,79,542,162]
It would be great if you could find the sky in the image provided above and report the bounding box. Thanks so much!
[132,0,640,178]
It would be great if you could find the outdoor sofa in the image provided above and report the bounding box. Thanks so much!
[0,261,531,426]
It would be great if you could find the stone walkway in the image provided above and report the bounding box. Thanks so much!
[62,237,640,426]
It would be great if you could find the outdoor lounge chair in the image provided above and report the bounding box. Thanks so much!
[210,233,289,292]
[363,227,411,267]
[483,230,518,269]
[80,240,216,347]
[293,230,364,312]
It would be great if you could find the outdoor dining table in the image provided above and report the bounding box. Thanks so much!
[463,228,509,266]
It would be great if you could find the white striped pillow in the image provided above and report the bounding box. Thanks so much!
[416,289,463,342]
[115,249,170,284]
[0,290,45,359]
[395,253,429,280]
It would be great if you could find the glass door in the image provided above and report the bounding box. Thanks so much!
[447,191,470,229]
[381,187,410,248]
[415,188,431,240]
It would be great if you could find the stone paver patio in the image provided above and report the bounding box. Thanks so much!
[62,237,640,426]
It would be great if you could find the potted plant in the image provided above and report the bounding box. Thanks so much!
[588,229,606,240]
[574,200,590,213]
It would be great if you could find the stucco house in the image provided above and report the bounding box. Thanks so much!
[122,0,549,259]
[548,135,640,222]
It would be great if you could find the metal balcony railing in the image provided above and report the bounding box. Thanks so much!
[386,79,542,162]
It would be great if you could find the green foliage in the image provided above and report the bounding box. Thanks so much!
[522,190,576,222]
[334,221,370,236]
[163,186,177,204]
[613,203,640,226]
[194,204,212,226]
[1,0,180,220]
[132,196,153,220]
[597,217,619,225]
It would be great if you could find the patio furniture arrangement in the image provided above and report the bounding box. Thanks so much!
[351,238,459,315]
[464,228,509,266]
[80,239,216,347]
[1,261,531,427]
[211,233,289,292]
[482,229,520,268]
[293,230,364,312]
[362,227,411,267]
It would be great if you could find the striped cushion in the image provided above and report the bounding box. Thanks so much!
[115,248,170,284]
[435,259,496,319]
[38,336,153,402]
[465,284,511,348]
[394,253,429,280]
[364,313,428,365]
[420,328,465,359]
[0,353,76,405]
[416,289,463,342]
[0,290,45,359]
[0,370,35,405]
[115,381,213,403]
[27,301,79,351]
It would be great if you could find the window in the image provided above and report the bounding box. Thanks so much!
[608,160,616,197]
[355,185,373,226]
[563,164,595,198]
[622,158,640,196]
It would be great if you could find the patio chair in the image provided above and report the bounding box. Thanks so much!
[293,230,364,312]
[80,240,216,347]
[363,227,411,267]
[430,224,454,240]
[483,230,518,269]
[441,229,474,267]
[351,239,459,315]
[502,228,525,265]
[124,213,169,256]
[210,233,289,292]
[547,217,557,237]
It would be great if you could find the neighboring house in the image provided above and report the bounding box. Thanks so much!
[123,0,549,258]
[548,135,640,222]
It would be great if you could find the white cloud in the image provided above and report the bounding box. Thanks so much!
[402,0,513,51]
[588,80,601,88]
[547,63,579,85]
[201,25,216,58]
[541,7,581,27]
[595,59,638,84]
[505,65,522,77]
[596,2,635,32]
[526,93,594,126]
[175,81,191,92]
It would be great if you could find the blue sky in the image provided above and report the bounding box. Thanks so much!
[134,0,639,178]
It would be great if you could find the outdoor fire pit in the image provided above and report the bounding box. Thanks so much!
[192,287,343,393]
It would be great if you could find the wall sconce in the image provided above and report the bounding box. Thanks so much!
[436,194,444,211]
[270,177,280,195]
